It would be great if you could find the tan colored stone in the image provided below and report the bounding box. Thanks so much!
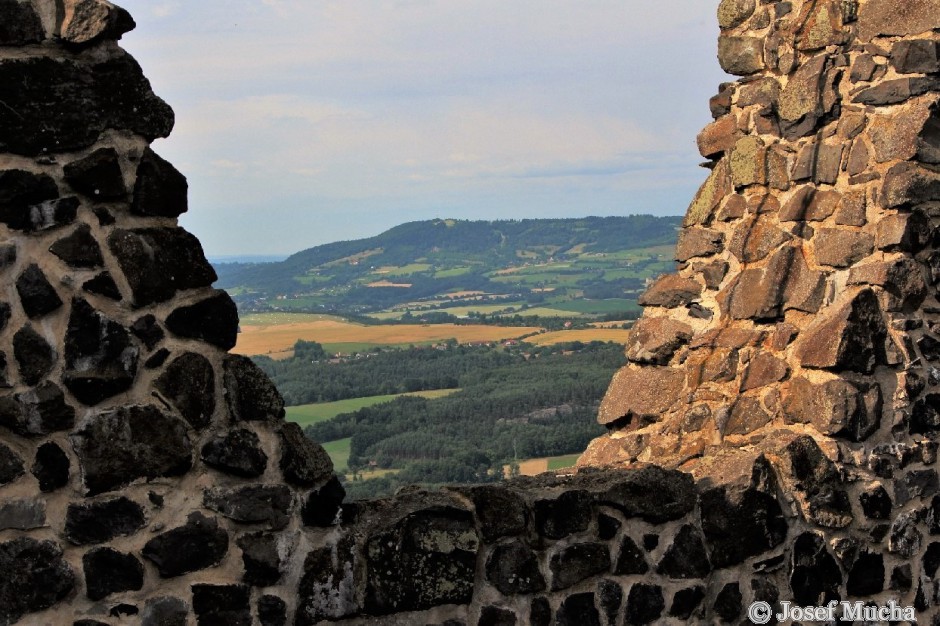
[747,194,780,215]
[780,186,814,222]
[781,377,816,425]
[718,36,765,76]
[857,0,940,42]
[783,378,882,442]
[684,159,731,226]
[577,432,649,468]
[875,210,931,252]
[791,142,843,184]
[869,96,937,163]
[845,139,870,176]
[598,365,684,426]
[921,104,940,164]
[698,260,729,290]
[697,115,740,160]
[766,323,799,351]
[814,228,874,268]
[60,0,134,45]
[740,353,789,392]
[837,111,867,139]
[710,83,735,119]
[675,228,724,262]
[721,244,826,320]
[794,0,845,51]
[638,274,702,308]
[891,40,940,74]
[728,215,793,263]
[848,257,928,311]
[730,136,766,188]
[779,54,838,139]
[853,77,940,106]
[716,193,747,222]
[753,105,781,136]
[701,348,740,384]
[781,248,826,314]
[724,394,773,436]
[691,327,765,350]
[738,78,780,109]
[720,264,783,321]
[808,189,842,221]
[850,54,878,83]
[796,288,887,373]
[779,186,842,222]
[880,162,940,208]
[767,146,791,191]
[718,0,756,29]
[766,435,853,528]
[624,317,693,366]
[834,190,866,226]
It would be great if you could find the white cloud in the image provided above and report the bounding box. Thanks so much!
[117,0,726,255]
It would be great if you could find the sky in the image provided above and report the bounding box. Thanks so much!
[115,1,729,257]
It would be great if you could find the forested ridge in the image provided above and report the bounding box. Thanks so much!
[216,216,680,313]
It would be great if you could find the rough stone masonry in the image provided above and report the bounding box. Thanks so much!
[1,0,940,624]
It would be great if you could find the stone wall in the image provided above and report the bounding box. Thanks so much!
[579,0,940,621]
[2,0,940,625]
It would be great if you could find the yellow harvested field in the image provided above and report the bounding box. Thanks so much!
[366,280,412,288]
[526,328,633,346]
[517,458,548,475]
[233,319,543,357]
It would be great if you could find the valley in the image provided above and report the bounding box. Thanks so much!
[221,216,679,498]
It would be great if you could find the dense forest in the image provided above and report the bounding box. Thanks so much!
[257,340,625,499]
[254,340,520,405]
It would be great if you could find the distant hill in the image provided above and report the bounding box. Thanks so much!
[216,216,682,316]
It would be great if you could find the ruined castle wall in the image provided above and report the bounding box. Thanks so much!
[1,0,939,625]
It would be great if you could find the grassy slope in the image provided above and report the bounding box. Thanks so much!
[285,389,459,428]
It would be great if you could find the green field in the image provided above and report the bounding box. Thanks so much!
[374,263,432,277]
[434,266,473,278]
[489,272,584,285]
[548,299,642,314]
[285,389,460,428]
[320,438,351,472]
[547,454,582,470]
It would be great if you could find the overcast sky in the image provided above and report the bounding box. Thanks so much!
[115,1,728,257]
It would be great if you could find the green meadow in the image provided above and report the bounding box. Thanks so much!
[285,389,460,429]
